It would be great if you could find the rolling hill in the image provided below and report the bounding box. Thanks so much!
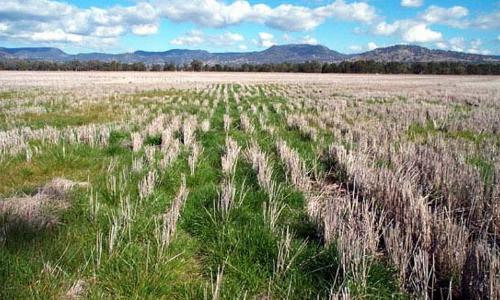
[350,45,499,63]
[0,44,498,64]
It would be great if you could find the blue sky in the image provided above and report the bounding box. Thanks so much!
[0,0,499,54]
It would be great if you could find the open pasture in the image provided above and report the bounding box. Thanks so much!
[1,72,499,299]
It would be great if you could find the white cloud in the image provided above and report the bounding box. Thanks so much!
[131,24,159,36]
[435,38,492,55]
[94,26,125,38]
[467,47,491,55]
[371,5,500,48]
[316,1,377,23]
[472,11,500,30]
[374,20,443,43]
[211,32,245,47]
[472,49,491,55]
[154,0,252,28]
[401,0,423,8]
[470,39,481,49]
[467,39,491,55]
[448,37,466,52]
[170,30,246,48]
[170,30,204,46]
[218,32,244,43]
[280,33,319,45]
[435,42,447,49]
[0,0,380,49]
[301,35,318,45]
[419,5,469,28]
[0,0,159,48]
[1,0,496,53]
[374,21,400,36]
[31,29,83,43]
[0,23,10,32]
[348,45,363,52]
[257,32,275,48]
[154,0,377,31]
[402,23,442,43]
[263,5,324,31]
[348,42,378,53]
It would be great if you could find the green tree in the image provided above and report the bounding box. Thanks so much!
[191,60,203,72]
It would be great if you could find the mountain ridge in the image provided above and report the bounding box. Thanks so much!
[0,44,498,64]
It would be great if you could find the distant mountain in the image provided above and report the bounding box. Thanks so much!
[0,47,70,61]
[351,45,499,63]
[131,49,213,63]
[0,44,498,65]
[245,44,347,63]
[70,49,213,64]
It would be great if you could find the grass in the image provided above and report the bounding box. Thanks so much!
[467,156,495,188]
[0,91,16,100]
[0,144,113,195]
[1,72,498,299]
[406,120,500,147]
[0,83,419,299]
[6,104,120,130]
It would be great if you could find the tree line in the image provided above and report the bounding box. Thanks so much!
[0,59,499,75]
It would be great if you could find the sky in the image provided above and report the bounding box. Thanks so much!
[0,0,499,55]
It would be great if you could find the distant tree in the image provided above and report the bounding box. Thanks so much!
[163,62,176,71]
[0,58,498,75]
[240,63,250,72]
[191,60,203,72]
[131,62,146,71]
[214,64,223,72]
[151,64,162,72]
[412,63,426,74]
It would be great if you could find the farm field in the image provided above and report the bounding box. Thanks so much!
[0,72,499,299]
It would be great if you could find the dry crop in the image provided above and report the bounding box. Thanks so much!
[0,71,499,299]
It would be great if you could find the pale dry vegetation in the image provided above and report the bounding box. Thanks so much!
[0,72,499,299]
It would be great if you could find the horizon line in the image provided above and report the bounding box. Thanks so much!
[2,43,499,57]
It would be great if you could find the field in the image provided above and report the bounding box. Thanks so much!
[1,72,499,299]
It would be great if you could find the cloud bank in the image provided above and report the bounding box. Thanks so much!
[0,0,497,54]
[0,0,378,48]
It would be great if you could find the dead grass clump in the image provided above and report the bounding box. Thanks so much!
[158,175,189,251]
[218,176,236,218]
[201,119,211,132]
[160,139,181,170]
[221,137,241,178]
[286,114,317,141]
[0,178,87,229]
[189,142,203,175]
[245,141,273,193]
[327,140,499,298]
[132,156,144,173]
[65,279,87,299]
[240,113,254,134]
[182,116,198,146]
[138,170,157,201]
[131,132,143,153]
[322,188,383,289]
[263,185,284,233]
[161,127,175,151]
[223,114,232,132]
[276,139,310,191]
